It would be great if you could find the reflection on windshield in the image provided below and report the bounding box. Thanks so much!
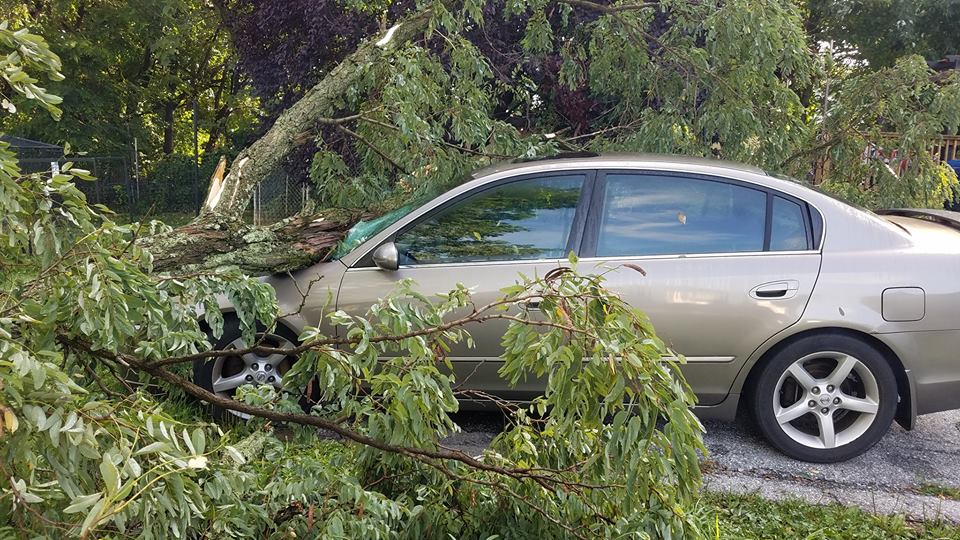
[331,202,422,260]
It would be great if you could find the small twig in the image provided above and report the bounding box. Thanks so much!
[78,357,125,399]
[279,272,325,319]
[335,124,410,175]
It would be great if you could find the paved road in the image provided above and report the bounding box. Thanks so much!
[443,409,960,522]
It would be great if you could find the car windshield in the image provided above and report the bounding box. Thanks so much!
[331,201,424,259]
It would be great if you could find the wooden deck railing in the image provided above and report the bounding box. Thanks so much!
[878,133,960,162]
[812,133,960,184]
[936,134,960,162]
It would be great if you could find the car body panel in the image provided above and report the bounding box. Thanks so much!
[338,260,567,400]
[261,260,349,340]
[581,252,821,405]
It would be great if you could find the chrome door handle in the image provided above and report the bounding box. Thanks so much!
[750,280,799,300]
[521,298,542,311]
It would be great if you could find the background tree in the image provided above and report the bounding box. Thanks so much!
[0,0,260,163]
[807,0,960,67]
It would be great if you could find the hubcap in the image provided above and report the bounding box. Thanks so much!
[210,333,295,419]
[773,352,880,449]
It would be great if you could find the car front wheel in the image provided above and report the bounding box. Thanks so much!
[750,333,898,463]
[193,317,314,420]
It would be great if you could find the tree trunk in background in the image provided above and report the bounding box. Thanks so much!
[142,10,433,274]
[162,101,176,155]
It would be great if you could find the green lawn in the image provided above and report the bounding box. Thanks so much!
[113,210,196,227]
[698,491,960,539]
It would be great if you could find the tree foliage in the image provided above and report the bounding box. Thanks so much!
[0,0,259,162]
[1,27,706,538]
[808,0,960,68]
[800,55,960,208]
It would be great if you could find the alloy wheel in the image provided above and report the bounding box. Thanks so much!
[209,332,296,419]
[772,351,880,449]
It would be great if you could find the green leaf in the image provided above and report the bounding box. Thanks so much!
[64,493,103,514]
[99,457,120,495]
[80,498,106,536]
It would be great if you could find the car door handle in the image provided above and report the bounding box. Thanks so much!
[523,301,541,311]
[750,280,799,300]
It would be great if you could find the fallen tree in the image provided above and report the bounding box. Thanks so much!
[141,11,435,273]
[4,89,708,533]
[142,0,960,275]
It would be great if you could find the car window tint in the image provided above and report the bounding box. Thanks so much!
[597,174,766,256]
[395,175,584,264]
[770,196,809,251]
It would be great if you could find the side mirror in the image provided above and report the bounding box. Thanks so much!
[372,242,399,271]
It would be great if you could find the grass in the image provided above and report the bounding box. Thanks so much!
[112,210,196,227]
[698,491,960,539]
[917,484,960,501]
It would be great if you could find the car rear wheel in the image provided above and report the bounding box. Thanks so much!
[193,317,315,420]
[750,334,898,462]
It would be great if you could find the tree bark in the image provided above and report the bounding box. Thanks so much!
[198,10,432,223]
[143,10,433,274]
[143,209,373,274]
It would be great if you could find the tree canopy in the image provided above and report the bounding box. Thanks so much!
[808,0,960,68]
[0,0,259,163]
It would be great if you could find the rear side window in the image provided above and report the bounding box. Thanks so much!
[770,196,809,251]
[597,174,766,256]
[395,175,585,264]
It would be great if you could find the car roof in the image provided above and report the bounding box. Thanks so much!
[471,152,767,179]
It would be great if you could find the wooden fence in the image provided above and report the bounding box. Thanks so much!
[936,134,960,162]
[812,134,960,185]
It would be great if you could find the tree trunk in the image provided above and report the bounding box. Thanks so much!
[198,10,432,223]
[144,209,374,274]
[162,100,176,155]
[143,10,433,274]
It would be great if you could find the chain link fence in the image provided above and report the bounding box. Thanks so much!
[10,137,312,226]
[18,154,142,216]
[245,170,312,226]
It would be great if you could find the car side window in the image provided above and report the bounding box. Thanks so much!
[597,173,766,257]
[770,196,810,251]
[395,175,585,265]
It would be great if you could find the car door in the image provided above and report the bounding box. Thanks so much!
[336,171,594,400]
[579,170,822,405]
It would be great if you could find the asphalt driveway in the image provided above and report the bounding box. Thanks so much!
[443,409,960,522]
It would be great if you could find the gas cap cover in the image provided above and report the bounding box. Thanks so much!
[882,287,925,322]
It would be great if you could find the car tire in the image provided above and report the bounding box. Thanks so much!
[193,317,316,421]
[750,333,898,463]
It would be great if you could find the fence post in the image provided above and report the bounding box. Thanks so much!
[121,156,134,222]
[92,158,101,205]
